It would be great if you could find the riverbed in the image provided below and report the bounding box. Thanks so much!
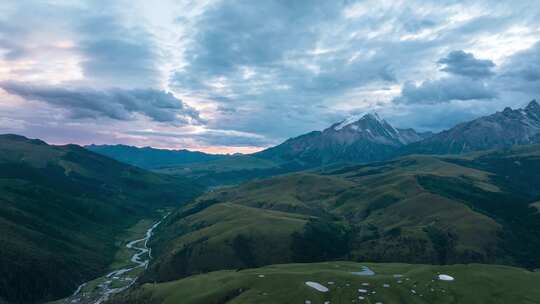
[61,214,168,304]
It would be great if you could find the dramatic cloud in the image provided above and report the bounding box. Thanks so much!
[1,1,540,151]
[1,82,202,124]
[438,50,495,78]
[0,1,161,88]
[76,13,161,88]
[394,77,495,104]
[125,128,272,147]
[498,42,540,95]
[392,49,498,104]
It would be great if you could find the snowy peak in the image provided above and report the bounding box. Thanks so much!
[257,112,425,166]
[333,112,383,131]
[258,100,539,167]
[329,112,424,145]
[526,100,540,114]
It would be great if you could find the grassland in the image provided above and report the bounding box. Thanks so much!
[111,261,540,304]
[140,145,540,287]
[155,155,305,187]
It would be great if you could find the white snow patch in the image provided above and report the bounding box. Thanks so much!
[438,274,455,281]
[305,281,329,292]
[334,115,364,130]
[333,112,384,131]
[351,266,375,276]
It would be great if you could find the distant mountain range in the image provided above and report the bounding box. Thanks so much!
[89,100,540,187]
[404,100,540,154]
[86,144,226,169]
[257,100,540,166]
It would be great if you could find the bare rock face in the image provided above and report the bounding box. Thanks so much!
[256,100,540,166]
[256,113,427,166]
[405,100,540,154]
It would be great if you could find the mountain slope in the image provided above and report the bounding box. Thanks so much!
[140,145,540,286]
[255,113,429,167]
[405,100,540,154]
[0,134,202,304]
[86,144,226,169]
[154,155,308,187]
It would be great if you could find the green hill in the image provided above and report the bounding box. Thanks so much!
[155,155,287,187]
[140,145,540,285]
[111,261,540,304]
[0,134,202,304]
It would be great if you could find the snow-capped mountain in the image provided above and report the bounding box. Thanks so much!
[405,100,540,154]
[256,100,540,167]
[329,113,428,146]
[256,113,428,166]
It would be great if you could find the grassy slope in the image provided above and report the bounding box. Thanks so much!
[140,147,540,286]
[143,202,309,282]
[155,155,289,187]
[0,135,202,304]
[112,261,540,304]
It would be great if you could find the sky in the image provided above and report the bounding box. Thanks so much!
[0,0,539,154]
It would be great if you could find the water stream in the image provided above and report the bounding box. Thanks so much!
[64,214,167,304]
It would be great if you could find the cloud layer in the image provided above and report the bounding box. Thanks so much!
[438,50,495,78]
[1,82,201,124]
[0,1,540,151]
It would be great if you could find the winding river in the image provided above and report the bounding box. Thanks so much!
[64,214,168,304]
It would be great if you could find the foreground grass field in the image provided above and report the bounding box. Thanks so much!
[111,261,540,304]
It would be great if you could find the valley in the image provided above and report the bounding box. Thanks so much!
[54,212,169,304]
[0,135,203,304]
